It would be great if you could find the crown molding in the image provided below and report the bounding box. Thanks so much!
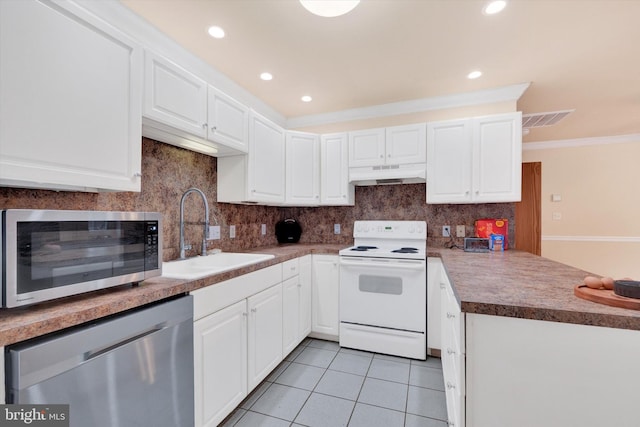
[524,133,640,151]
[286,83,530,129]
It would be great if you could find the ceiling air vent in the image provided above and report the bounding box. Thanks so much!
[522,109,574,129]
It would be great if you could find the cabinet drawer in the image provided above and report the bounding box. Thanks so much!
[192,264,282,320]
[282,258,300,281]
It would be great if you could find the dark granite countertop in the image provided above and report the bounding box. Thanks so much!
[434,248,640,331]
[1,244,637,347]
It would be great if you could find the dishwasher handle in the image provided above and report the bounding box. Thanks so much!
[84,323,167,361]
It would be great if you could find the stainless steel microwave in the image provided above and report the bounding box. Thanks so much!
[1,210,162,308]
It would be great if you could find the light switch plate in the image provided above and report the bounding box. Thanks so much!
[456,225,465,237]
[334,224,341,234]
[208,225,221,240]
[261,224,266,235]
[229,225,236,238]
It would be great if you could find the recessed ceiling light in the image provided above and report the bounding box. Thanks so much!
[260,72,273,81]
[299,0,360,17]
[207,26,225,39]
[301,95,313,102]
[467,70,483,79]
[483,1,507,15]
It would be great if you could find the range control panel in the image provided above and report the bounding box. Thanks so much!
[353,220,426,239]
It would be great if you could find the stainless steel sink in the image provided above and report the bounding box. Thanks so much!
[162,252,275,280]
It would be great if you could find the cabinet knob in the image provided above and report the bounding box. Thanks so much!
[475,190,479,194]
[465,190,470,195]
[447,348,456,355]
[242,312,248,317]
[379,154,384,158]
[440,283,445,289]
[446,312,456,319]
[251,308,257,313]
[202,123,207,129]
[446,381,456,390]
[133,172,142,178]
[211,126,217,132]
[297,283,302,288]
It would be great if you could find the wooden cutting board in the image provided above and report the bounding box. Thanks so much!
[574,284,640,310]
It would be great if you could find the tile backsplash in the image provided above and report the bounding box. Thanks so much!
[0,139,514,260]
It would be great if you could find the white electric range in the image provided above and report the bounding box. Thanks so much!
[338,220,427,359]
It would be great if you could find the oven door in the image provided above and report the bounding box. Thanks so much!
[339,256,426,332]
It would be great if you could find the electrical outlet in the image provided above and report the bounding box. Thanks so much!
[442,225,451,237]
[208,225,221,240]
[456,225,465,237]
[261,224,266,235]
[334,224,341,234]
[229,225,236,238]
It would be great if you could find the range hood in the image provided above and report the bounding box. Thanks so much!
[349,163,426,186]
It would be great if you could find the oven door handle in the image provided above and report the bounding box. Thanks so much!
[339,259,425,270]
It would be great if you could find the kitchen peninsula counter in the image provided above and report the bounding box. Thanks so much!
[1,244,638,346]
[433,248,640,330]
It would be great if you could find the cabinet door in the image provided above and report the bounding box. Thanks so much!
[426,119,473,204]
[473,112,522,203]
[385,124,426,165]
[247,284,283,389]
[282,276,301,356]
[248,111,286,204]
[144,51,207,138]
[320,133,354,205]
[440,274,465,427]
[286,131,320,205]
[299,255,313,338]
[427,257,442,351]
[311,255,340,339]
[194,300,247,427]
[207,86,249,153]
[348,128,385,167]
[0,0,142,192]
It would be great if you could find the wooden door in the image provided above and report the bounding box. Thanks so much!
[515,162,542,255]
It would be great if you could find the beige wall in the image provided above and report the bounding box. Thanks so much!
[523,136,640,278]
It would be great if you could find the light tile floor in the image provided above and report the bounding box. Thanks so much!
[221,339,447,427]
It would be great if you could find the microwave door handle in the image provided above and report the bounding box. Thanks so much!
[339,260,424,270]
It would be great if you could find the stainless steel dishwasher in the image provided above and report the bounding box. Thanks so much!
[5,295,194,427]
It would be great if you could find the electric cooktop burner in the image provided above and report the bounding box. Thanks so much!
[392,247,419,254]
[350,246,378,251]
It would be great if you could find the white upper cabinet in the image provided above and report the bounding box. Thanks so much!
[143,51,249,156]
[348,128,386,167]
[144,51,207,138]
[426,119,473,203]
[0,0,143,192]
[286,131,320,205]
[217,110,285,204]
[348,124,426,168]
[386,124,427,165]
[427,112,522,204]
[248,112,286,203]
[207,86,249,153]
[320,133,354,205]
[473,113,522,203]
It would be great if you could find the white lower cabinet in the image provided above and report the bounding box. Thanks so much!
[440,271,465,427]
[192,258,314,427]
[247,284,283,389]
[282,256,312,356]
[194,300,247,427]
[311,254,340,340]
[427,257,443,352]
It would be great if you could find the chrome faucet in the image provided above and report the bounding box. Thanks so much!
[179,187,209,259]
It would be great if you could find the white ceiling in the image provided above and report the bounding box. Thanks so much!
[121,0,640,143]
